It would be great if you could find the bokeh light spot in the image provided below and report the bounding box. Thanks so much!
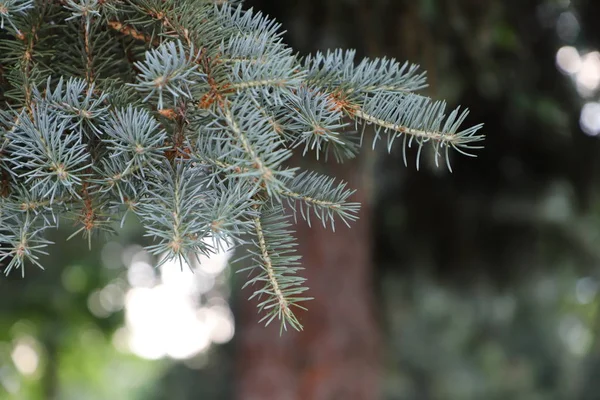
[11,337,39,377]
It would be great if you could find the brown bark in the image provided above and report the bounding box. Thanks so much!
[235,157,380,400]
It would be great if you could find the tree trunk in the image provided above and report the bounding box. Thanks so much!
[234,1,382,398]
[235,157,380,400]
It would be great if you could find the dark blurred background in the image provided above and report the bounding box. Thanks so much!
[3,0,600,399]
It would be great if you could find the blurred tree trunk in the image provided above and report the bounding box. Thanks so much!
[235,156,380,400]
[233,2,386,399]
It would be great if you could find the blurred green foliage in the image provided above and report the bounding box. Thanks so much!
[0,223,164,399]
[0,215,234,399]
[382,270,600,400]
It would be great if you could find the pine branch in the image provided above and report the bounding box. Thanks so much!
[135,161,213,266]
[203,97,297,196]
[355,92,484,171]
[101,105,168,176]
[0,0,485,332]
[6,104,92,203]
[0,0,33,33]
[32,77,110,137]
[240,207,310,333]
[282,171,360,230]
[0,211,52,277]
[304,49,427,96]
[131,40,204,109]
[284,86,357,162]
